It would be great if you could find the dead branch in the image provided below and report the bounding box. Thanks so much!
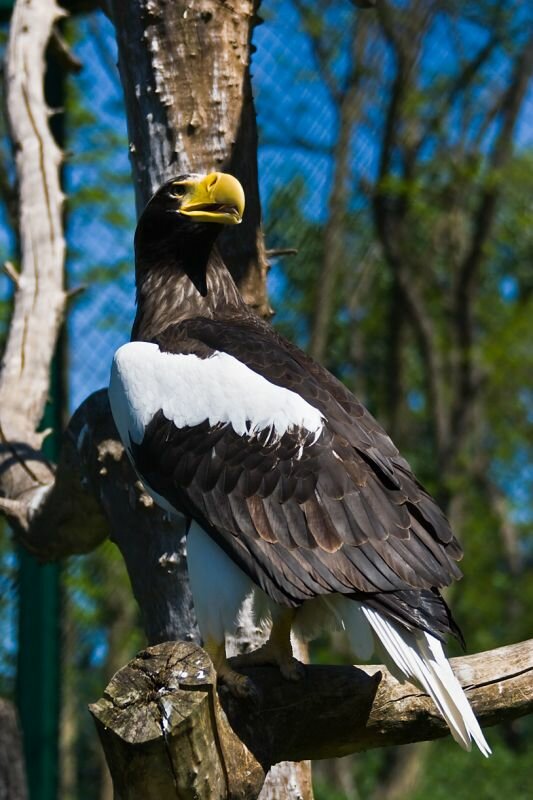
[90,638,533,799]
[0,0,67,517]
[265,248,298,258]
[2,260,20,286]
[49,27,83,73]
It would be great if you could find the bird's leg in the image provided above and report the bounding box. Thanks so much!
[204,636,257,699]
[230,608,305,681]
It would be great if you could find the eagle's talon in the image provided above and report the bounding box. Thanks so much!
[218,668,259,701]
[229,611,302,684]
[280,657,305,681]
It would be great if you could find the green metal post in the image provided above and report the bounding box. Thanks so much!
[16,561,62,800]
[16,338,64,800]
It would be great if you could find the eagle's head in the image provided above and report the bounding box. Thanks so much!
[134,172,245,272]
[140,171,244,229]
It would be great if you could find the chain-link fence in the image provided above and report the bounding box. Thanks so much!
[1,2,533,798]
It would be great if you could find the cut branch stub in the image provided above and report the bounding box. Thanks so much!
[2,386,199,646]
[89,641,265,800]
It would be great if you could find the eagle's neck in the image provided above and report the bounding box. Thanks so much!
[131,243,248,342]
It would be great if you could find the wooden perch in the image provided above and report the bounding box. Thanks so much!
[90,638,533,799]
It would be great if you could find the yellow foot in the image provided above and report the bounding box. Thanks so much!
[279,656,306,682]
[217,663,258,700]
[204,636,259,700]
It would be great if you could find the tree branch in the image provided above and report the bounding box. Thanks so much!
[292,0,343,105]
[309,15,366,363]
[0,0,67,513]
[90,638,533,799]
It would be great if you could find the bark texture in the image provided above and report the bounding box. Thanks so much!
[0,700,28,800]
[0,0,67,530]
[109,0,270,316]
[90,642,264,800]
[90,638,533,798]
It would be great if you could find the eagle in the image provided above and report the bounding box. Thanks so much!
[109,171,489,755]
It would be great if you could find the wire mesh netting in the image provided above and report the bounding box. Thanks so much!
[1,1,533,798]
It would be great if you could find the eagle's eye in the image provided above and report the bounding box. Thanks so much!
[171,184,187,198]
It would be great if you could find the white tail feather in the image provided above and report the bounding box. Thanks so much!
[360,606,491,756]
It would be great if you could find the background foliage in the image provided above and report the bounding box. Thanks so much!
[0,1,532,798]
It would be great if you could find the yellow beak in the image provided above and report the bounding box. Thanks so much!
[178,172,245,225]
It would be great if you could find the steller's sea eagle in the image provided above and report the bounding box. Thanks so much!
[109,172,490,755]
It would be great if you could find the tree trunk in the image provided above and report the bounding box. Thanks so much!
[99,550,142,800]
[105,2,310,796]
[0,0,67,529]
[371,742,429,800]
[109,0,270,316]
[308,18,366,364]
[0,699,28,800]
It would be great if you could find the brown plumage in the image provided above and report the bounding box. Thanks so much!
[127,175,464,645]
[109,173,492,754]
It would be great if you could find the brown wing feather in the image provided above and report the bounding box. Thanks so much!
[130,319,464,640]
[132,409,460,602]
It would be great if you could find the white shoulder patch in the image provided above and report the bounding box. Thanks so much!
[109,341,324,448]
